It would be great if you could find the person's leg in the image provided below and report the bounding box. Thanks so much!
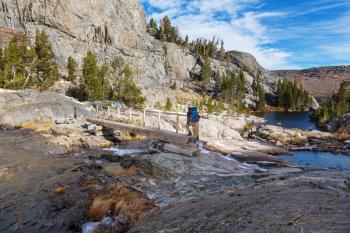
[193,121,199,140]
[186,123,192,136]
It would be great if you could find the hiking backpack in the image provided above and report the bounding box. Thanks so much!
[190,107,200,122]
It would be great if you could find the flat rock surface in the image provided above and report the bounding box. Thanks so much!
[1,130,350,233]
[130,171,350,233]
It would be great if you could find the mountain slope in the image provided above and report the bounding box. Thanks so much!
[0,0,278,104]
[273,66,350,96]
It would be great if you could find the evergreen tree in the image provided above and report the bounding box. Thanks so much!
[149,17,158,31]
[218,40,225,60]
[99,62,110,100]
[83,51,102,100]
[236,70,246,98]
[34,30,59,89]
[112,65,146,108]
[200,56,211,92]
[67,56,78,81]
[257,84,266,110]
[252,78,258,96]
[184,35,189,47]
[207,98,214,114]
[157,26,165,41]
[162,16,172,39]
[165,97,172,111]
[276,79,310,111]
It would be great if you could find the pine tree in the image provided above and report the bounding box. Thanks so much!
[34,30,59,89]
[112,65,146,108]
[201,56,211,92]
[257,84,266,110]
[83,51,102,100]
[252,78,258,96]
[99,62,110,100]
[165,97,172,111]
[67,56,78,81]
[237,70,246,98]
[218,40,225,60]
[184,35,189,47]
[157,26,165,41]
[207,98,214,114]
[162,16,172,40]
[149,18,158,31]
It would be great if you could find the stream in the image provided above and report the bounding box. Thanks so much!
[256,111,350,171]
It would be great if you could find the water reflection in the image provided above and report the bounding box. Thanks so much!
[280,151,350,171]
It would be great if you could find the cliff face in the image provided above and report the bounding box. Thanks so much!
[0,0,277,104]
[273,66,350,96]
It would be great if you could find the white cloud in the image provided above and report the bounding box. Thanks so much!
[142,0,294,69]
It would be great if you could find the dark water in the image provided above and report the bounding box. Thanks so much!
[255,111,317,131]
[256,111,350,170]
[281,151,350,171]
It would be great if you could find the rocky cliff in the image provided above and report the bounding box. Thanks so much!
[273,66,350,96]
[0,0,278,105]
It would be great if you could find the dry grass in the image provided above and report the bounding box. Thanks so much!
[79,178,102,189]
[334,132,350,140]
[54,184,72,194]
[21,121,54,133]
[89,185,156,224]
[99,142,112,148]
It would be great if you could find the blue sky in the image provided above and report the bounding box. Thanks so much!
[140,0,350,70]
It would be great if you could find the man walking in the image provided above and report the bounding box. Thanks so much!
[186,106,200,141]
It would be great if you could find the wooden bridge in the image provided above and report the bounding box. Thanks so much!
[87,108,201,156]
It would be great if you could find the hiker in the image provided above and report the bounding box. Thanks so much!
[186,106,200,141]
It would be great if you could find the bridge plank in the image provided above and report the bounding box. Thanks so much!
[87,118,192,145]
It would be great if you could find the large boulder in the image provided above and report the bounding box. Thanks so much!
[0,89,94,128]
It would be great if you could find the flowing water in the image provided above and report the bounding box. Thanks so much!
[256,112,350,171]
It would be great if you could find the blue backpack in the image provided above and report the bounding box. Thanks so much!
[190,107,200,122]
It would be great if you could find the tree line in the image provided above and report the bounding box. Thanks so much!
[276,79,311,111]
[67,52,145,108]
[0,31,59,90]
[0,30,146,108]
[312,81,350,126]
[148,16,230,62]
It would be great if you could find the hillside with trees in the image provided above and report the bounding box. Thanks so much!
[0,31,59,90]
[312,81,350,127]
[275,79,311,111]
[0,30,146,109]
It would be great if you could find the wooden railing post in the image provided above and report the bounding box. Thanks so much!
[117,108,120,119]
[158,110,161,130]
[129,108,132,123]
[107,106,110,117]
[143,109,146,127]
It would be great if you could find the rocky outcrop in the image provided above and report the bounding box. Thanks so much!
[229,50,279,94]
[254,124,350,154]
[0,26,23,48]
[0,89,94,128]
[337,113,350,133]
[0,89,114,152]
[273,66,350,96]
[130,170,350,233]
[0,0,278,106]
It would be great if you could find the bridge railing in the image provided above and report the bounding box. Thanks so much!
[93,105,241,133]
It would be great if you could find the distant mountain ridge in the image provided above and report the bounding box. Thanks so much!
[272,65,350,96]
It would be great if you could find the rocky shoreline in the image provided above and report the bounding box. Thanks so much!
[1,90,350,233]
[252,124,350,155]
[1,129,350,233]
